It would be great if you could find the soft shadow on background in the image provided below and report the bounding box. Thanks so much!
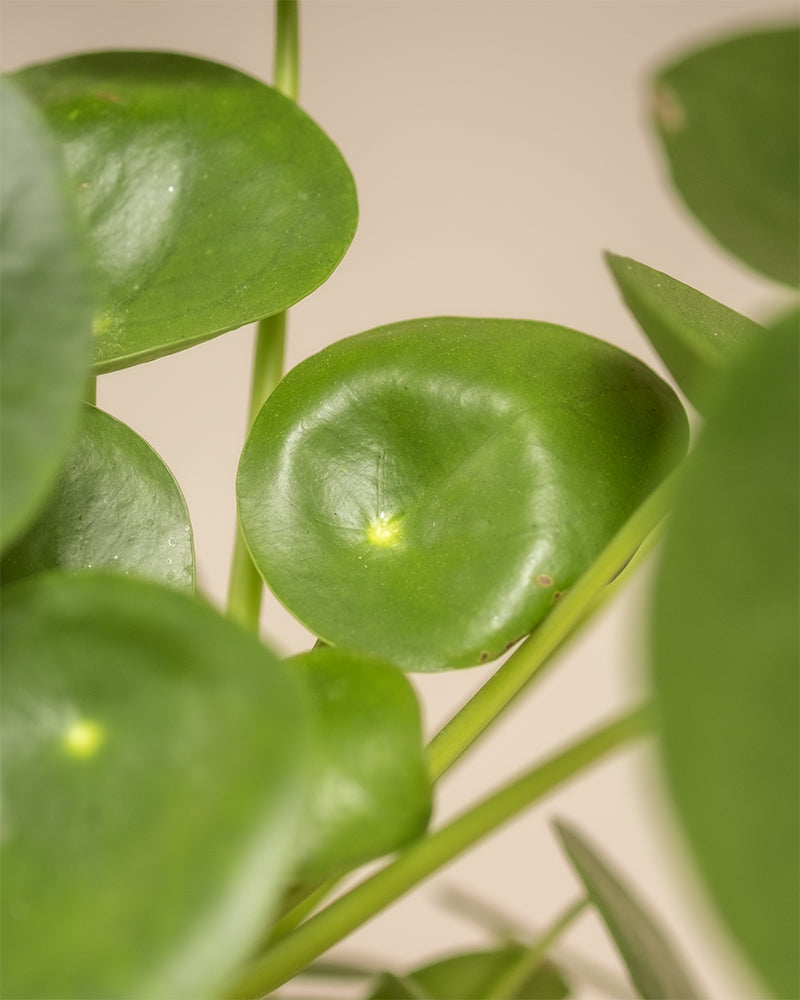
[2,2,795,997]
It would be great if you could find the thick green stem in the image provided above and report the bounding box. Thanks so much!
[426,470,679,781]
[226,0,298,627]
[225,704,652,998]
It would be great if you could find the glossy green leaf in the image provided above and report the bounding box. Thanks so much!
[287,647,430,883]
[369,949,569,1000]
[605,252,762,412]
[651,311,799,998]
[238,317,689,671]
[13,51,358,373]
[0,77,93,551]
[554,821,700,999]
[0,573,314,999]
[651,26,799,286]
[2,403,194,591]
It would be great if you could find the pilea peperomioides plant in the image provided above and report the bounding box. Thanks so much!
[0,5,797,999]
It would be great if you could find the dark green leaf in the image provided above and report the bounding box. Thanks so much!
[370,972,432,999]
[0,77,93,551]
[555,821,700,999]
[651,26,799,286]
[13,51,358,372]
[605,252,762,412]
[651,311,799,998]
[237,317,688,671]
[369,949,569,1000]
[2,403,194,591]
[0,573,314,999]
[287,647,430,883]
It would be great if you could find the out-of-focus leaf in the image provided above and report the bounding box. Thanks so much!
[2,404,194,591]
[1,573,314,999]
[651,26,799,286]
[555,821,700,999]
[651,310,799,998]
[287,647,431,883]
[13,51,357,372]
[369,972,431,999]
[0,77,93,551]
[238,317,688,671]
[369,948,569,1000]
[605,252,762,412]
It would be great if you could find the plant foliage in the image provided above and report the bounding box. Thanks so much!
[1,6,797,999]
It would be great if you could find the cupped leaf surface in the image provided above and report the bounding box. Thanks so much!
[0,573,314,999]
[651,25,799,286]
[287,647,431,883]
[0,77,93,551]
[238,317,689,671]
[650,311,799,998]
[605,252,762,413]
[1,403,194,591]
[13,51,358,372]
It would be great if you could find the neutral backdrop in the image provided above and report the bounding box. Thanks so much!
[2,2,795,998]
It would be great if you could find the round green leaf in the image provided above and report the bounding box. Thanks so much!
[370,949,569,1000]
[605,252,762,413]
[238,317,689,671]
[12,51,358,373]
[0,573,314,999]
[287,647,430,883]
[0,77,93,551]
[651,26,799,286]
[651,313,799,998]
[2,403,194,591]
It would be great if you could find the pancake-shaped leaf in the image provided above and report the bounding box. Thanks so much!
[651,26,799,286]
[555,821,700,999]
[370,949,569,999]
[0,573,314,999]
[0,77,93,551]
[287,647,430,883]
[605,253,762,413]
[2,403,194,591]
[13,51,358,373]
[651,312,799,999]
[238,317,689,671]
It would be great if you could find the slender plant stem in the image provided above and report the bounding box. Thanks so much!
[484,896,589,1000]
[226,2,298,628]
[266,876,333,945]
[274,0,300,101]
[225,703,652,998]
[425,470,680,781]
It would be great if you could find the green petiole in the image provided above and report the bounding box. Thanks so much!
[226,2,298,630]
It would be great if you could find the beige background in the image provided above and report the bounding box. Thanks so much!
[2,2,795,997]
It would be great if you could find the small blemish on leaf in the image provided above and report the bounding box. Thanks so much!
[535,574,553,588]
[652,84,686,132]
